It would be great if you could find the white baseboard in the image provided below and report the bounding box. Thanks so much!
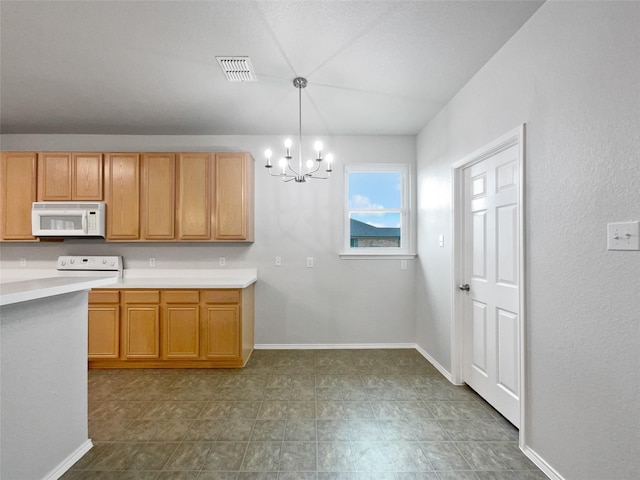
[521,445,564,480]
[414,344,456,383]
[43,439,93,480]
[254,343,417,350]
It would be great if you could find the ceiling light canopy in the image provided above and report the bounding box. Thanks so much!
[265,77,334,183]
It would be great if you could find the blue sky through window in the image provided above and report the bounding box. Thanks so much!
[349,172,401,228]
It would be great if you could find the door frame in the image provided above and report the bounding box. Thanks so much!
[451,124,526,444]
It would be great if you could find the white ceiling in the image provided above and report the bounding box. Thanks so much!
[0,0,543,136]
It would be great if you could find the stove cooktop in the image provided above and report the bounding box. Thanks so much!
[56,256,123,276]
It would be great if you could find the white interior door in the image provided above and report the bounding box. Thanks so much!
[461,142,521,427]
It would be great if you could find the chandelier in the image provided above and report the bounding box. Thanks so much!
[265,77,334,182]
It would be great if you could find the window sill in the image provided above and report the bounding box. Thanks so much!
[339,252,417,260]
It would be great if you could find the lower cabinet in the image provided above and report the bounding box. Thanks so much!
[123,290,161,359]
[88,290,120,359]
[88,285,254,368]
[162,290,200,360]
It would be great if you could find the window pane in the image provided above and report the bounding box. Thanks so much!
[350,213,401,248]
[349,172,401,209]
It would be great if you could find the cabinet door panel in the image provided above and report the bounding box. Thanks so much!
[0,152,38,240]
[73,153,103,200]
[177,153,211,240]
[142,153,175,240]
[38,152,72,200]
[124,305,160,358]
[164,305,199,359]
[203,305,240,359]
[88,306,120,358]
[214,153,247,240]
[105,153,140,240]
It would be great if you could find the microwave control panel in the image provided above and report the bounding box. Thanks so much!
[87,211,98,232]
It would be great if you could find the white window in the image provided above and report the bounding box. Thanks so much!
[342,164,412,257]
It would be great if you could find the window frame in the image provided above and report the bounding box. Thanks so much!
[341,164,415,259]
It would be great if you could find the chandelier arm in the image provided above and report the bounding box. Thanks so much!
[268,169,287,178]
[306,173,330,180]
[306,162,322,175]
[286,158,302,177]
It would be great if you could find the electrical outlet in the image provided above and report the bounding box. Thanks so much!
[401,260,408,270]
[219,257,226,267]
[307,257,314,268]
[149,257,156,267]
[20,258,27,267]
[275,256,282,266]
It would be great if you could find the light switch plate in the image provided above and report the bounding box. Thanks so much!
[607,221,639,251]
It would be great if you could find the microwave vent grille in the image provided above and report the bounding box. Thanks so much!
[33,202,104,210]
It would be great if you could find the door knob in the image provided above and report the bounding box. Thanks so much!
[459,284,470,291]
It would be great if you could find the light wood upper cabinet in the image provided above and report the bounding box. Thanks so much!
[105,153,140,240]
[177,153,212,240]
[2,149,253,243]
[38,152,103,201]
[0,152,38,241]
[72,153,103,200]
[38,152,72,200]
[214,152,254,241]
[141,153,176,240]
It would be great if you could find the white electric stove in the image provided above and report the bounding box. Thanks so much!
[56,255,124,277]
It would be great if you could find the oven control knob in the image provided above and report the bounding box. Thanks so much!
[60,260,66,266]
[102,259,107,264]
[70,259,75,264]
[110,261,115,266]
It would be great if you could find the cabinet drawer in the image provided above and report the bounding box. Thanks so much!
[203,289,240,304]
[162,290,199,304]
[123,290,160,304]
[89,290,120,304]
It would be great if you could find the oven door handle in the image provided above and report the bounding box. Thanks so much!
[81,213,87,234]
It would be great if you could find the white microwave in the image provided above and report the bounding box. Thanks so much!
[32,202,106,237]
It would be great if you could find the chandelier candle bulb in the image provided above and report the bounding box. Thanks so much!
[264,149,272,168]
[314,141,323,160]
[326,153,334,173]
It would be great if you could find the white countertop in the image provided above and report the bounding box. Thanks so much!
[116,269,257,289]
[0,268,258,297]
[0,276,119,306]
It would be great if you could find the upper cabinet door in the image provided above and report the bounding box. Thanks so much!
[38,152,103,201]
[176,153,212,241]
[105,153,140,240]
[214,153,254,241]
[38,152,72,201]
[0,152,38,241]
[141,153,176,240]
[72,153,103,200]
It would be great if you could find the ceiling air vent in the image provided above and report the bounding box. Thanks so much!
[216,56,256,82]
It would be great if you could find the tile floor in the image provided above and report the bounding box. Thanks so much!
[63,349,547,480]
